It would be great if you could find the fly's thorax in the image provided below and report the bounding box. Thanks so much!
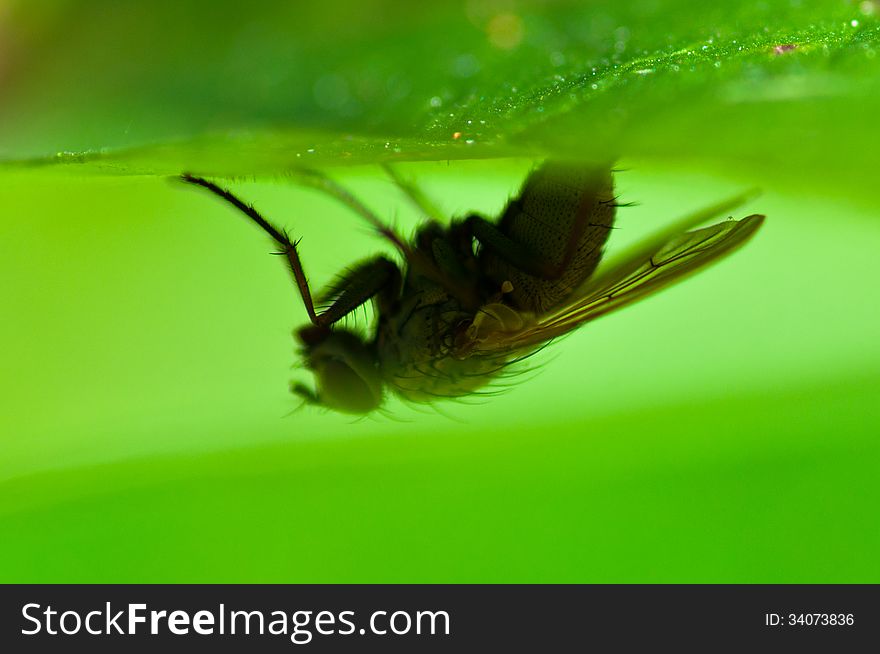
[376,289,509,403]
[483,162,615,314]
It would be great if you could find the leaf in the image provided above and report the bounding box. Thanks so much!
[0,0,878,196]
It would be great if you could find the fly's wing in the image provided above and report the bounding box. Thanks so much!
[472,210,765,355]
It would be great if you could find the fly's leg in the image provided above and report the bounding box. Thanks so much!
[415,222,472,289]
[382,163,446,222]
[383,163,485,290]
[181,174,322,324]
[290,382,321,407]
[309,257,401,331]
[182,174,403,413]
[292,259,400,410]
[463,211,606,281]
[292,168,479,309]
[291,169,412,257]
[181,174,402,330]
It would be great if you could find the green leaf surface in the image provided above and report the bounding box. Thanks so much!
[2,0,878,194]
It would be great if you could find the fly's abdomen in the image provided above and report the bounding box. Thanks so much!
[485,161,615,314]
[386,353,506,403]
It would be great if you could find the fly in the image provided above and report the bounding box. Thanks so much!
[181,161,764,414]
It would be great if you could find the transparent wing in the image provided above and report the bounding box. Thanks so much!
[473,212,765,355]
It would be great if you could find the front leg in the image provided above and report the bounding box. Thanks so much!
[314,257,401,326]
[181,174,325,325]
[182,174,402,329]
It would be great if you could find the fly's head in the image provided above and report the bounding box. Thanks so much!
[293,325,384,414]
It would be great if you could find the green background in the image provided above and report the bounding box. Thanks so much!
[1,0,878,582]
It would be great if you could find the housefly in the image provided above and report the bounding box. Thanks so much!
[181,161,764,413]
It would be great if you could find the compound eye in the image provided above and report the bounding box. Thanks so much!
[297,329,383,414]
[312,358,381,413]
